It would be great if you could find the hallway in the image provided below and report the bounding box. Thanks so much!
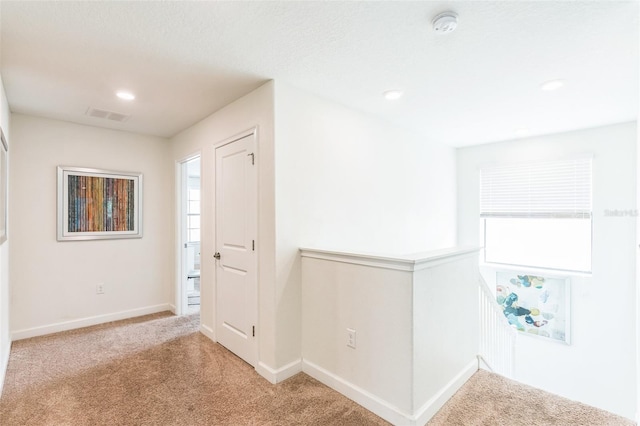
[0,312,386,425]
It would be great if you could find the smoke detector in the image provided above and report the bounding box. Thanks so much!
[432,12,458,34]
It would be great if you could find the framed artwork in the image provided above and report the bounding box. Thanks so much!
[57,166,143,241]
[496,271,570,344]
[0,127,7,245]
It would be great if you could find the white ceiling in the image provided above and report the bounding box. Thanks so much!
[0,1,637,147]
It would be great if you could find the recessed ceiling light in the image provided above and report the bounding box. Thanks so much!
[383,90,403,100]
[540,79,565,92]
[116,91,135,101]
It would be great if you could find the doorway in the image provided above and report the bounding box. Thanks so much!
[180,156,201,315]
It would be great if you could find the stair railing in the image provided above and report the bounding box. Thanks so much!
[478,275,517,378]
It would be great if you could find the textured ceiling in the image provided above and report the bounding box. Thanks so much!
[0,1,638,146]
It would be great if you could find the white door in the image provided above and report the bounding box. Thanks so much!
[214,133,257,366]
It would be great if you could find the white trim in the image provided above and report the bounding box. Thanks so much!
[175,159,185,317]
[256,359,302,384]
[477,354,493,372]
[300,246,480,272]
[413,359,478,426]
[11,304,172,341]
[199,323,215,342]
[168,303,177,314]
[0,340,12,397]
[214,126,259,150]
[480,261,592,278]
[302,359,412,425]
[302,358,477,426]
[175,151,202,318]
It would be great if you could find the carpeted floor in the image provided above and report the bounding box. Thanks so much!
[0,312,634,425]
[428,369,635,426]
[0,312,388,425]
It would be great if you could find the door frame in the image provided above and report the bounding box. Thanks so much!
[213,126,259,366]
[175,151,201,316]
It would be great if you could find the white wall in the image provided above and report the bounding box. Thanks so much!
[9,115,173,338]
[169,82,281,374]
[413,256,478,413]
[169,81,458,381]
[301,248,479,425]
[637,116,640,423]
[273,83,458,371]
[302,257,415,415]
[457,122,637,419]
[637,117,640,423]
[275,83,457,256]
[0,75,11,393]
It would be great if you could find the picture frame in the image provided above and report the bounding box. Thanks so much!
[57,166,143,241]
[0,127,7,245]
[496,271,571,344]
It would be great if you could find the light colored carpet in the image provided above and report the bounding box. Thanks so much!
[0,312,388,425]
[0,312,634,425]
[428,369,635,426]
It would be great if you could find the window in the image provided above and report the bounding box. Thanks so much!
[187,189,200,242]
[480,157,592,273]
[187,158,200,243]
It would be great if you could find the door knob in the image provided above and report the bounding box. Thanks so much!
[214,252,221,260]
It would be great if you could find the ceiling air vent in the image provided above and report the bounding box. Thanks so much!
[85,107,131,122]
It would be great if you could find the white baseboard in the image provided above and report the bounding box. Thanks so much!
[0,340,12,397]
[199,323,215,342]
[168,304,177,314]
[256,359,302,384]
[477,354,492,372]
[198,328,301,385]
[302,359,412,425]
[413,359,478,425]
[11,304,173,341]
[302,358,478,426]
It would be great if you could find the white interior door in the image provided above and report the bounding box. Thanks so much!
[215,133,257,366]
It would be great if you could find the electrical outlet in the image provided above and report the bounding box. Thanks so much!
[347,328,356,349]
[96,283,104,295]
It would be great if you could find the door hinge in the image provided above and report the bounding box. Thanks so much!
[248,152,255,165]
[252,326,255,337]
[252,240,255,251]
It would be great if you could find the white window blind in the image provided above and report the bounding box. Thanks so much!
[480,157,592,219]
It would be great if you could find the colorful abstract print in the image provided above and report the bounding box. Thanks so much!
[68,175,135,232]
[496,273,569,344]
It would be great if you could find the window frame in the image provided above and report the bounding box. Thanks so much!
[479,156,593,274]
